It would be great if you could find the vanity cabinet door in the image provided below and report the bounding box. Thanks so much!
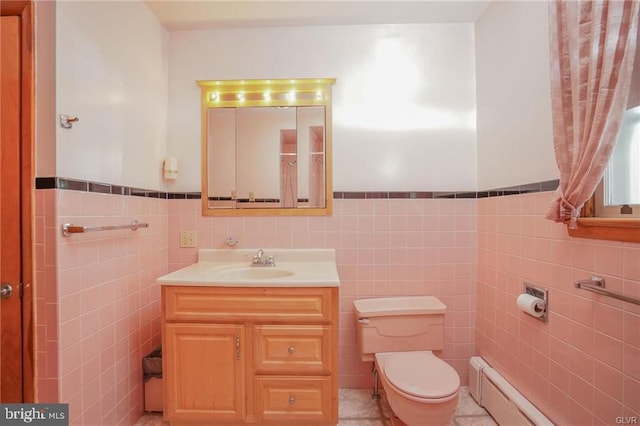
[164,323,246,422]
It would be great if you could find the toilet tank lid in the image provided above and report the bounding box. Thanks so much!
[353,296,446,317]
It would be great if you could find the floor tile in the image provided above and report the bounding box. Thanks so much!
[134,412,166,425]
[134,386,495,426]
[338,419,387,426]
[454,415,499,426]
[338,388,382,418]
[455,387,489,416]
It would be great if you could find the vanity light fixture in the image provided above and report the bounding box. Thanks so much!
[198,78,334,108]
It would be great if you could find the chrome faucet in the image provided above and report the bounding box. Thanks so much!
[251,249,276,267]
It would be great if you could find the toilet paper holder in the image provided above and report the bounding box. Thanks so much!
[522,283,548,323]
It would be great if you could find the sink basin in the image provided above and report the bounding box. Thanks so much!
[213,267,294,280]
[156,249,340,287]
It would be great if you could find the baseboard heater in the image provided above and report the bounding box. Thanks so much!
[469,357,554,426]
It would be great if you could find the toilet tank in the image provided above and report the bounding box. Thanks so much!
[353,296,446,362]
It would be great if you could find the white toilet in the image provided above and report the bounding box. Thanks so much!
[353,296,460,426]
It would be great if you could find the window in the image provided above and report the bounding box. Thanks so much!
[570,24,640,242]
[595,105,640,218]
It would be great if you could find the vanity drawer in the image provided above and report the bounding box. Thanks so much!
[164,286,334,323]
[254,376,333,423]
[254,325,332,374]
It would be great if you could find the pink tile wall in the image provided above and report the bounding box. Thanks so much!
[35,189,167,425]
[168,197,478,387]
[36,186,638,424]
[476,191,640,425]
[35,189,59,402]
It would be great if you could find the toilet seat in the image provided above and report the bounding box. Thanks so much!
[382,351,460,400]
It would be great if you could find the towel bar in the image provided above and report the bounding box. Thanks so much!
[575,276,640,306]
[61,220,149,237]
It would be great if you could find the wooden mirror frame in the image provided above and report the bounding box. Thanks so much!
[198,78,335,217]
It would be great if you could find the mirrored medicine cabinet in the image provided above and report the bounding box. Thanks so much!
[198,78,336,217]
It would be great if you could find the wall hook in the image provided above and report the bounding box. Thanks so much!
[224,237,239,247]
[60,114,79,129]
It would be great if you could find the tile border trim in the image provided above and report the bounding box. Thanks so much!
[35,177,559,200]
[333,179,559,199]
[35,177,174,199]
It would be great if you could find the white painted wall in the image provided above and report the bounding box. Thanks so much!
[35,0,56,178]
[475,1,558,190]
[167,24,477,192]
[47,1,561,193]
[55,1,169,191]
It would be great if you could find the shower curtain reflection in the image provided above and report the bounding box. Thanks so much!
[308,125,325,208]
[280,156,298,208]
[280,129,298,207]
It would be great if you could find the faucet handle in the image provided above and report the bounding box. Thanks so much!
[265,255,277,266]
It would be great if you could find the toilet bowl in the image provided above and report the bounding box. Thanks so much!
[353,296,461,426]
[376,351,459,426]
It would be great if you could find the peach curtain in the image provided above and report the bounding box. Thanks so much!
[546,0,640,228]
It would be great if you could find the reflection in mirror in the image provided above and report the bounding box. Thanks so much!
[199,79,335,216]
[207,106,325,209]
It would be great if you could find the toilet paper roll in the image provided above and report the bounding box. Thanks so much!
[517,293,546,318]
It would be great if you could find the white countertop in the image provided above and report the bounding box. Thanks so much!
[157,248,340,287]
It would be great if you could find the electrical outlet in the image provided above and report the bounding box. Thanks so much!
[180,231,197,248]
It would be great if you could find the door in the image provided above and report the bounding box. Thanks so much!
[0,15,24,402]
[164,323,246,422]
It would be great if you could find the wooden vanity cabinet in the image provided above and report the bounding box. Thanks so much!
[162,286,338,426]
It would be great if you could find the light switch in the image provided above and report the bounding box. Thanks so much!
[180,231,197,248]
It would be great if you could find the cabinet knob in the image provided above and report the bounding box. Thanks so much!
[289,396,296,405]
[288,346,295,354]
